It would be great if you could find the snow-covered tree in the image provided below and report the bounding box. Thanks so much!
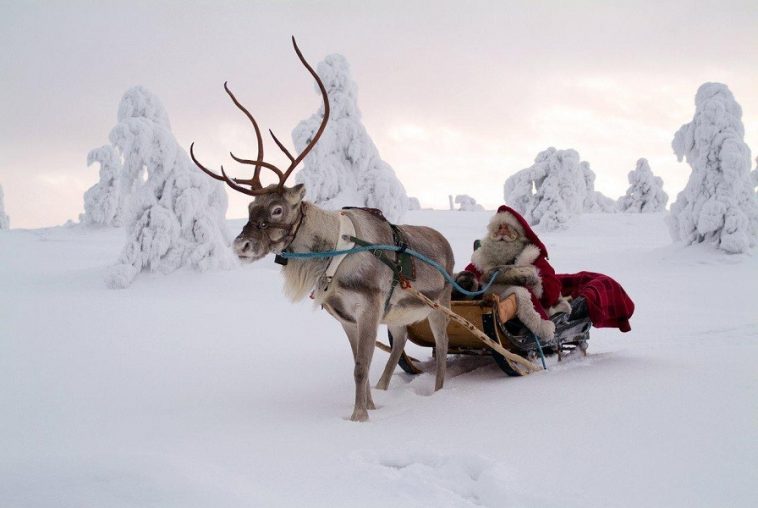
[667,83,758,253]
[0,184,9,230]
[751,157,758,192]
[455,194,485,211]
[80,145,123,226]
[293,54,408,222]
[407,197,421,211]
[104,86,235,289]
[81,87,172,227]
[617,158,669,213]
[503,147,612,230]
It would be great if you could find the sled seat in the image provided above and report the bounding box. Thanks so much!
[407,299,505,351]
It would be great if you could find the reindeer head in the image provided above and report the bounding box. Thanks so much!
[190,37,329,262]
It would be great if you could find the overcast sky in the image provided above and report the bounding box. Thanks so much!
[1,0,757,228]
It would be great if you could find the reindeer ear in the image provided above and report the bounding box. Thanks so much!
[284,183,306,204]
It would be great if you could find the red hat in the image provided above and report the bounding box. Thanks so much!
[496,205,549,259]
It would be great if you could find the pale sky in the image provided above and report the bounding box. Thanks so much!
[1,0,757,228]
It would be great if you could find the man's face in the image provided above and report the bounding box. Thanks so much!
[494,222,520,241]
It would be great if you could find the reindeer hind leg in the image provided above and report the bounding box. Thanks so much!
[427,304,450,391]
[376,325,408,390]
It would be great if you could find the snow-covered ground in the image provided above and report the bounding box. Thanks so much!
[1,211,756,507]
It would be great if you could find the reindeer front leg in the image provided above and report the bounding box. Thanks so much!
[351,301,381,422]
[340,322,376,413]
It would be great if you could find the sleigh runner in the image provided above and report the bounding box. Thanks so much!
[381,291,592,377]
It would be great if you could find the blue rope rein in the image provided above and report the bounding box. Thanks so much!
[278,243,500,297]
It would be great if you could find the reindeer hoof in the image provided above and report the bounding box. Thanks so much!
[350,409,369,422]
[375,380,389,391]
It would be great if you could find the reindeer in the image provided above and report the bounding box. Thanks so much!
[190,38,454,421]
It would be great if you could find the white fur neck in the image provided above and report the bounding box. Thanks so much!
[281,202,340,302]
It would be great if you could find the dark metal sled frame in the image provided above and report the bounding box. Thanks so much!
[388,300,591,377]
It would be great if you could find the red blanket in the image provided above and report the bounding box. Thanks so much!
[557,271,635,332]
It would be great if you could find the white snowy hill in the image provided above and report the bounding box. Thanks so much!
[1,211,755,507]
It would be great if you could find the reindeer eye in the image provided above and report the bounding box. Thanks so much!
[271,206,283,217]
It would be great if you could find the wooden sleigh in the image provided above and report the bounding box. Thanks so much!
[382,293,592,377]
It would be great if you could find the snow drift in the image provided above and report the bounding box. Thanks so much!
[0,184,9,230]
[455,194,485,211]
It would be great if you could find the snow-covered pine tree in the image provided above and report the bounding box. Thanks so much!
[0,184,9,230]
[292,54,408,222]
[617,158,669,213]
[81,87,173,227]
[667,83,758,253]
[455,194,485,211]
[80,146,123,226]
[407,197,421,211]
[105,86,235,288]
[503,147,610,230]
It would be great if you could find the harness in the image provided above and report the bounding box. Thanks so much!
[342,208,416,311]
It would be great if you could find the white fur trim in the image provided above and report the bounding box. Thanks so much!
[514,244,541,266]
[470,248,485,273]
[532,274,543,299]
[500,286,555,341]
[548,296,572,316]
[489,210,523,232]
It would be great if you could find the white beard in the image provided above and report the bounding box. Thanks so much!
[475,237,527,271]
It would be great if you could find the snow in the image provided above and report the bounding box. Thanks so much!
[617,158,669,212]
[454,194,485,211]
[0,212,756,507]
[407,196,422,211]
[668,82,758,253]
[504,147,616,231]
[81,145,123,226]
[293,54,408,222]
[103,87,235,288]
[0,184,9,229]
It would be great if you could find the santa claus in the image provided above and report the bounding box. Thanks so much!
[455,205,571,340]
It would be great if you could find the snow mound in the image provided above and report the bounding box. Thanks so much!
[455,194,485,211]
[668,82,758,253]
[293,54,408,222]
[0,184,9,230]
[617,158,669,213]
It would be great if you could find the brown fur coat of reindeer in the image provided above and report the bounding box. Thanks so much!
[190,38,453,422]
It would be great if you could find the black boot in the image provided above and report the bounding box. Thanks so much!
[569,296,589,321]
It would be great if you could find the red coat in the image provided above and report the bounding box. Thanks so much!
[464,254,562,320]
[464,205,563,319]
[464,206,634,332]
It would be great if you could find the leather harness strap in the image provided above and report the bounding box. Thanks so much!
[345,210,416,311]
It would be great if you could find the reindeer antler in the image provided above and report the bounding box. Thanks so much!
[190,37,330,196]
